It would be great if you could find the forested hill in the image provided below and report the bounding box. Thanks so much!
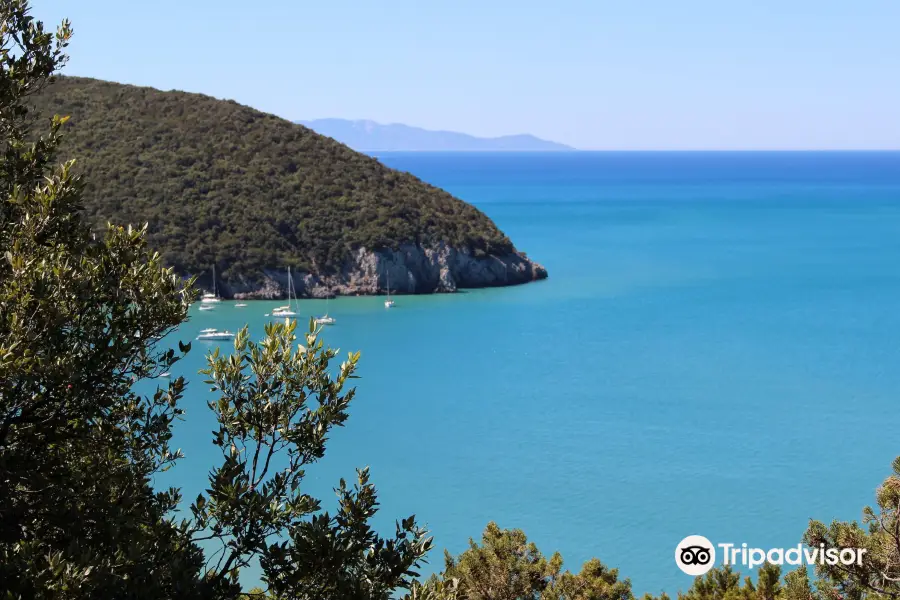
[28,76,546,296]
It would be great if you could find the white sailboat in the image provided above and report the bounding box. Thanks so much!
[201,264,222,304]
[197,327,235,341]
[272,267,298,317]
[315,291,336,325]
[235,302,247,308]
[384,272,395,308]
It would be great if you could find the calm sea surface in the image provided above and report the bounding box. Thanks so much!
[156,152,900,593]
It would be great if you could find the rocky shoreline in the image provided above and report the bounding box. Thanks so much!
[210,243,547,299]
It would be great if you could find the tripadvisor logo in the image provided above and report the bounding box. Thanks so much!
[675,535,868,576]
[675,535,716,576]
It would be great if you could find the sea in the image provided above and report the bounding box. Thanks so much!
[154,151,900,594]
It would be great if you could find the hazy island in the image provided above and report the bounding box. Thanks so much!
[31,77,548,299]
[298,118,575,152]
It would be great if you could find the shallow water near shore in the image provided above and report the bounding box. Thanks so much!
[154,152,900,593]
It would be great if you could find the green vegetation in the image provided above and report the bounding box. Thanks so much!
[27,75,516,288]
[803,456,900,600]
[408,522,633,600]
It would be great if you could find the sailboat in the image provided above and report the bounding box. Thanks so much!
[200,264,222,304]
[384,271,395,308]
[272,267,298,317]
[315,289,336,325]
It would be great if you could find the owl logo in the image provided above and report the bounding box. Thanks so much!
[680,545,712,565]
[675,535,716,576]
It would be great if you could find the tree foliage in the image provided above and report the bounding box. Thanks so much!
[0,1,203,596]
[672,564,787,600]
[26,76,516,290]
[416,522,634,600]
[196,320,433,599]
[803,456,900,600]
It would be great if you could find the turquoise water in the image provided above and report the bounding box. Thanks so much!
[158,152,900,594]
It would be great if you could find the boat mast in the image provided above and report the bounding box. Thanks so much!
[287,266,293,309]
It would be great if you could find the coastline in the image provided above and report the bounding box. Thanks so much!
[204,244,548,299]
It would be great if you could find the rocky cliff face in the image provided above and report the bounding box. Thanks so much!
[219,244,547,299]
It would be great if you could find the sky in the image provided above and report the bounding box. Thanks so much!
[34,0,900,150]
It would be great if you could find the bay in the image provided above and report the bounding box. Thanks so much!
[157,151,900,593]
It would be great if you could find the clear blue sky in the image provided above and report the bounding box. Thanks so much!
[34,0,900,150]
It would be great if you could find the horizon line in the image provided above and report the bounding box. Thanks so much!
[364,148,900,153]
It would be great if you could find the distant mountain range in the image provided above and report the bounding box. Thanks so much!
[297,119,574,152]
